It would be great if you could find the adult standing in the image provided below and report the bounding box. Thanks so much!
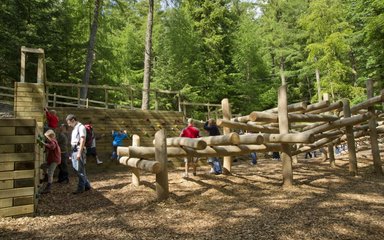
[203,119,222,174]
[180,118,200,177]
[66,114,91,194]
[56,124,69,183]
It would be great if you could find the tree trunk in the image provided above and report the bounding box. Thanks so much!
[81,0,101,103]
[280,59,286,85]
[315,67,321,102]
[141,0,154,110]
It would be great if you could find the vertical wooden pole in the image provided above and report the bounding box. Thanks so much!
[278,85,293,187]
[177,92,182,112]
[155,129,169,201]
[366,79,383,175]
[131,134,141,186]
[53,93,57,107]
[37,55,44,83]
[323,92,335,167]
[221,98,232,174]
[342,99,358,176]
[328,144,335,168]
[20,50,26,82]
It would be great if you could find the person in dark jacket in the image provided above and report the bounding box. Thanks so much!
[56,124,69,183]
[204,119,222,174]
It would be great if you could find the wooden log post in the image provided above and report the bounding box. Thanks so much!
[53,93,57,107]
[278,85,293,187]
[366,79,383,175]
[155,129,169,201]
[342,99,358,176]
[20,50,26,82]
[37,54,44,84]
[131,135,141,186]
[221,98,232,174]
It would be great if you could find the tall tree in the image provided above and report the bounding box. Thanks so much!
[299,0,360,102]
[141,0,154,110]
[81,0,101,101]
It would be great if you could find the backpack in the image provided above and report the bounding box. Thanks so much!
[84,124,94,148]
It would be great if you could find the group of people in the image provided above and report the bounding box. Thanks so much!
[179,118,261,176]
[40,108,129,195]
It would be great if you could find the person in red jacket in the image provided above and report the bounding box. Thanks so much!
[40,129,61,194]
[180,118,200,177]
[44,107,59,129]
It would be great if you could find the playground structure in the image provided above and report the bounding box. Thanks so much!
[117,84,384,200]
[0,46,383,216]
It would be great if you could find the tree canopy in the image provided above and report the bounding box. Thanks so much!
[0,0,382,115]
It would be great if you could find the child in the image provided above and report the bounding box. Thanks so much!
[39,129,61,194]
[111,129,128,161]
[44,107,59,130]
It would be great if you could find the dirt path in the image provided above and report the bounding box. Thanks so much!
[1,155,384,240]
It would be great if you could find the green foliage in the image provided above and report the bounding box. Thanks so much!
[0,0,382,117]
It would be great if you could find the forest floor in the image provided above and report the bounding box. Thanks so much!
[1,153,384,240]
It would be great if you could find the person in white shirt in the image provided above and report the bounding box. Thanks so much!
[66,114,91,194]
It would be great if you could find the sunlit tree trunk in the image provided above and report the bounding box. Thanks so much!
[141,0,154,110]
[81,0,101,103]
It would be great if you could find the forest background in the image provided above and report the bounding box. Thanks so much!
[1,0,383,117]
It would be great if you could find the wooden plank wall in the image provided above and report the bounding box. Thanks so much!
[53,108,186,157]
[0,119,37,217]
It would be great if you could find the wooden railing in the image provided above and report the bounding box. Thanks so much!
[45,81,182,110]
[0,86,14,105]
[1,81,223,119]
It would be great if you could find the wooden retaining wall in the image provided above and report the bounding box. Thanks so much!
[53,108,186,157]
[0,119,38,217]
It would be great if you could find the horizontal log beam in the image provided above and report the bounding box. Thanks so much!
[249,111,278,123]
[303,112,372,135]
[288,113,339,122]
[199,132,240,146]
[232,115,250,123]
[263,133,315,143]
[303,100,329,113]
[118,144,282,159]
[119,157,161,174]
[350,94,384,114]
[309,101,343,114]
[216,119,280,133]
[239,134,264,145]
[155,137,207,150]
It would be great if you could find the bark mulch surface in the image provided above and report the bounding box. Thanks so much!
[1,154,384,240]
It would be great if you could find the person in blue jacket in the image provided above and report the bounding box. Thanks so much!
[111,129,128,161]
